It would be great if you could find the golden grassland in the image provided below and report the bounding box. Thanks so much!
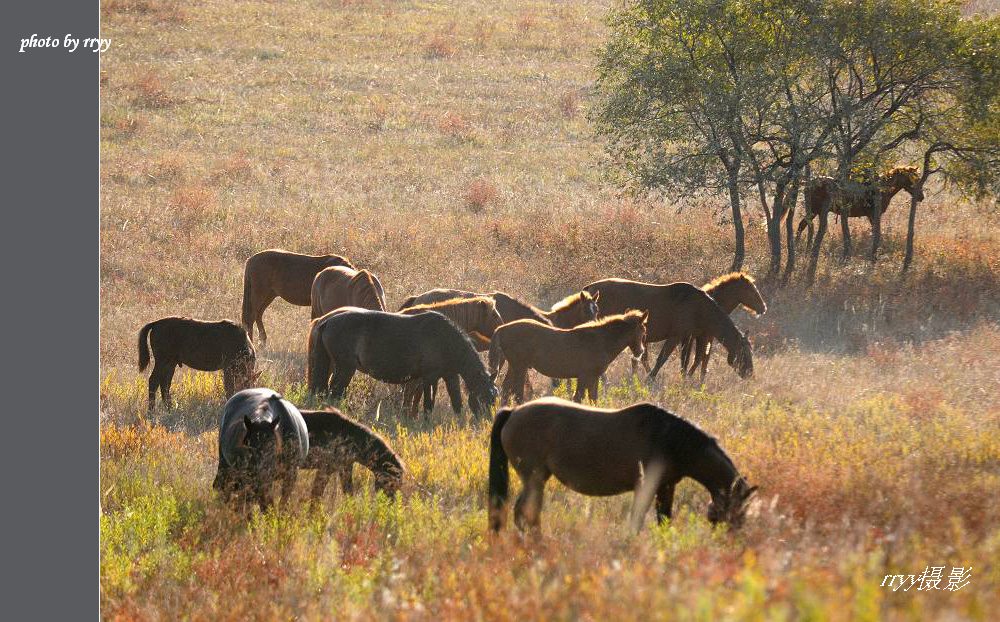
[101,0,1000,619]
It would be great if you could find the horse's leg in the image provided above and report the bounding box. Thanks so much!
[655,480,676,524]
[680,338,693,377]
[501,366,527,405]
[514,468,549,532]
[524,373,535,400]
[444,375,463,414]
[840,212,852,260]
[310,467,331,500]
[222,367,234,398]
[647,336,680,382]
[153,362,176,410]
[572,377,586,402]
[338,463,355,495]
[698,340,711,383]
[279,467,297,507]
[329,365,355,400]
[147,368,159,412]
[252,291,276,347]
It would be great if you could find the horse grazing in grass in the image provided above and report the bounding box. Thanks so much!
[679,273,766,381]
[488,310,647,403]
[299,408,405,499]
[796,166,924,249]
[213,389,309,510]
[138,317,260,412]
[583,279,753,382]
[242,249,354,345]
[307,308,498,416]
[310,266,386,319]
[488,397,757,533]
[400,289,598,328]
[399,297,504,417]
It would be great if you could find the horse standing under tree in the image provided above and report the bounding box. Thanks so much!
[488,397,758,534]
[310,265,386,318]
[138,317,260,412]
[307,308,498,417]
[679,273,766,382]
[583,279,753,382]
[797,166,924,264]
[242,249,354,345]
[213,389,309,510]
[299,408,405,499]
[488,310,647,404]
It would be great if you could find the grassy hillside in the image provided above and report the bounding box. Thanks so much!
[100,1,1000,619]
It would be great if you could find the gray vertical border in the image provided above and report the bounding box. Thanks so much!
[0,2,98,618]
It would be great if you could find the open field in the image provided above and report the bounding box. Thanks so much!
[101,0,1000,619]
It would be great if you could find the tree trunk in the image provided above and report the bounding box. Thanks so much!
[807,201,829,283]
[727,169,745,272]
[766,181,786,277]
[783,173,801,283]
[902,192,920,272]
[869,191,882,263]
[840,211,852,260]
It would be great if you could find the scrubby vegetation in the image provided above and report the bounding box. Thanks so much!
[101,0,999,619]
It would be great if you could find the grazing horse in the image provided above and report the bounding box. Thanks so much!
[488,397,758,533]
[299,408,405,499]
[399,297,504,417]
[400,289,598,328]
[310,266,386,319]
[242,249,354,345]
[796,166,924,248]
[488,310,647,403]
[212,388,309,510]
[138,317,260,412]
[583,279,753,382]
[307,308,498,416]
[679,273,766,381]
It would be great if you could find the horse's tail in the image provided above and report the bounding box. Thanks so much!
[137,319,161,371]
[306,319,329,394]
[488,407,514,531]
[487,332,504,378]
[242,263,254,336]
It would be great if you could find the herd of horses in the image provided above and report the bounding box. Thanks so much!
[139,248,767,533]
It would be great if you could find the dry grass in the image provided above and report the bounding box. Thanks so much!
[101,0,1000,619]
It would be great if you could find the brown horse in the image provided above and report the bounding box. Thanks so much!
[583,279,753,382]
[679,273,766,381]
[138,317,260,412]
[299,408,405,499]
[488,310,647,403]
[488,397,757,533]
[797,166,924,246]
[310,266,386,319]
[399,297,505,417]
[242,249,354,344]
[400,289,598,329]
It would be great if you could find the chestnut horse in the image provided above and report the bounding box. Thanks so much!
[680,273,766,381]
[488,310,647,403]
[400,289,598,329]
[299,408,405,499]
[796,166,924,247]
[138,317,260,412]
[488,397,757,533]
[399,297,504,417]
[310,266,386,319]
[583,279,753,382]
[242,249,354,344]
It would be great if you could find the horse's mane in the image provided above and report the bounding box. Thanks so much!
[549,290,593,313]
[702,272,754,294]
[350,269,385,311]
[573,309,645,329]
[403,296,497,334]
[643,404,733,472]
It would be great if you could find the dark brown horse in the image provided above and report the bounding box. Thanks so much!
[213,389,309,510]
[797,166,924,247]
[488,311,647,403]
[399,297,504,417]
[299,408,405,499]
[242,249,354,344]
[310,266,386,319]
[138,317,260,412]
[679,273,766,381]
[307,308,498,416]
[488,397,757,533]
[583,279,753,382]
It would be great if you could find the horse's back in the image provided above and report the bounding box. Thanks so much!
[405,288,479,309]
[147,317,250,369]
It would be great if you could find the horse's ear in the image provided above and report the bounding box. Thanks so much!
[592,291,600,303]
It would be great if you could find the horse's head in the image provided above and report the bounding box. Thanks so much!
[626,310,648,359]
[582,290,599,322]
[373,458,405,497]
[726,331,753,379]
[735,275,767,317]
[885,166,923,201]
[707,477,758,529]
[238,410,283,506]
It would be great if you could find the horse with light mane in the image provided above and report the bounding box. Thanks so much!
[310,266,386,319]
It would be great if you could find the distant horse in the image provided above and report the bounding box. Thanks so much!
[212,388,309,510]
[307,308,498,416]
[399,297,504,417]
[488,397,758,533]
[400,289,598,329]
[138,317,260,412]
[583,279,753,382]
[299,408,405,499]
[242,249,354,344]
[310,265,386,319]
[679,273,766,381]
[488,310,647,403]
[796,166,924,247]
